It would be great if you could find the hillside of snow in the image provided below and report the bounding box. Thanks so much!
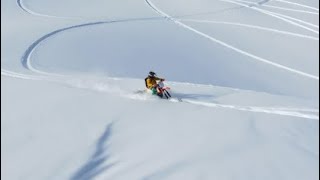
[1,0,319,180]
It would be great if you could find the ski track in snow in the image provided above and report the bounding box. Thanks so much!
[261,5,318,14]
[2,69,318,120]
[1,69,44,80]
[17,0,319,80]
[218,0,320,32]
[178,19,319,40]
[3,1,318,179]
[273,0,319,11]
[16,0,80,19]
[219,0,319,33]
[126,92,319,120]
[145,0,319,80]
[4,67,317,121]
[20,17,162,77]
[237,0,320,28]
[4,0,317,120]
[181,99,319,120]
[233,0,319,14]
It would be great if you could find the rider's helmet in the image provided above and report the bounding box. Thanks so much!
[149,71,156,77]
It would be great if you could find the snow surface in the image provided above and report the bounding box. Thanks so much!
[1,0,319,179]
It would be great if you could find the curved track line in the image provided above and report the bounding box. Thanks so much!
[3,68,317,120]
[179,19,319,40]
[145,0,319,80]
[273,0,319,11]
[128,90,318,120]
[262,4,319,14]
[265,9,319,28]
[232,0,319,14]
[182,99,319,120]
[21,17,161,76]
[17,0,79,19]
[1,69,44,80]
[219,0,319,34]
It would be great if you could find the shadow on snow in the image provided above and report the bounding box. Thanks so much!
[71,122,115,180]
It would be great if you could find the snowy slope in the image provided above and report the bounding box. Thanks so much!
[1,0,319,180]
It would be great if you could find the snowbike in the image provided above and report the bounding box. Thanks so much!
[136,80,172,99]
[156,80,171,99]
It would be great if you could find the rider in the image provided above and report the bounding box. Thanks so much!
[145,71,165,96]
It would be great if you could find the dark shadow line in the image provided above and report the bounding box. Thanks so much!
[16,0,27,13]
[71,122,115,180]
